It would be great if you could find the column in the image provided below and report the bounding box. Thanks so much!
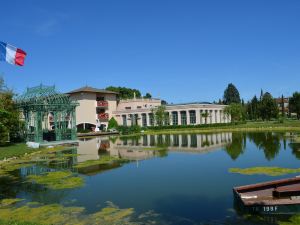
[196,110,201,125]
[187,111,190,125]
[211,110,216,124]
[177,111,182,125]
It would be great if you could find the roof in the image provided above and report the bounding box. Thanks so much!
[16,84,78,108]
[166,101,212,106]
[67,86,118,95]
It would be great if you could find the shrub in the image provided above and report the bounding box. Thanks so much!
[108,117,118,129]
[117,125,141,135]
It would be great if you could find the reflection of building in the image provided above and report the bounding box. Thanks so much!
[112,133,232,153]
[67,86,230,131]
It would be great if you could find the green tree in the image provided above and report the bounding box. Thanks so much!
[224,133,246,160]
[259,92,279,120]
[201,112,209,124]
[289,92,300,119]
[105,86,142,99]
[108,117,118,129]
[247,95,259,120]
[281,94,285,116]
[0,77,22,144]
[152,105,169,126]
[223,83,241,104]
[224,103,245,122]
[144,93,152,99]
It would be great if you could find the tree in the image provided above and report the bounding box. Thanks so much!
[0,77,22,144]
[246,95,259,120]
[144,93,152,99]
[223,83,241,105]
[201,112,209,124]
[281,94,285,116]
[224,103,245,122]
[152,105,169,126]
[105,86,142,99]
[259,92,279,120]
[289,92,300,119]
[108,117,118,129]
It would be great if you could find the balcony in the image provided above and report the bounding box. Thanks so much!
[98,113,109,121]
[97,100,108,108]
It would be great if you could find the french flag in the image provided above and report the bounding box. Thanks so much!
[0,42,27,66]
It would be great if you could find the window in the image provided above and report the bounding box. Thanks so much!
[164,112,170,125]
[96,108,105,114]
[137,106,142,109]
[189,110,196,124]
[172,112,178,125]
[149,113,154,126]
[181,111,187,125]
[96,96,105,101]
[142,114,147,127]
[122,115,127,126]
[125,107,131,110]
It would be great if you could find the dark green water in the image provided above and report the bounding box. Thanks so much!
[1,132,300,224]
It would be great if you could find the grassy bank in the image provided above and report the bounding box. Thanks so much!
[137,120,300,136]
[0,143,38,160]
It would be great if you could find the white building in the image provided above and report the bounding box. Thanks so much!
[67,86,230,130]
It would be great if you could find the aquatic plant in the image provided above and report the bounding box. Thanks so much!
[229,167,300,176]
[74,155,128,169]
[280,214,300,225]
[27,171,84,190]
[0,201,135,225]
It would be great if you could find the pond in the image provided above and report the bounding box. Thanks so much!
[1,132,300,225]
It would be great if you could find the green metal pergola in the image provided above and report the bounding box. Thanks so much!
[16,84,79,143]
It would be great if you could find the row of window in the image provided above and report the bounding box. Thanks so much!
[121,110,226,126]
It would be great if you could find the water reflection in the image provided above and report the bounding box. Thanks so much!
[248,132,282,160]
[225,133,247,160]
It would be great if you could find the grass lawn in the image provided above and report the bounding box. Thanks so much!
[0,143,38,160]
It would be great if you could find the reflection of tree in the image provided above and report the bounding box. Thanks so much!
[247,132,281,161]
[225,133,246,160]
[289,143,300,160]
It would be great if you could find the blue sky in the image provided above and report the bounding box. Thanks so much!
[1,0,300,103]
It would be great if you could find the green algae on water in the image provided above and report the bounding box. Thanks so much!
[74,155,129,169]
[0,198,24,207]
[229,167,300,176]
[0,201,135,225]
[27,171,84,190]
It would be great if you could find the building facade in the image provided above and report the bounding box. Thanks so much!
[113,101,230,127]
[67,86,118,131]
[67,86,230,131]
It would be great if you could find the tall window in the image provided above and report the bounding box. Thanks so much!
[172,112,178,125]
[164,112,170,125]
[189,110,196,124]
[122,115,127,126]
[134,114,139,125]
[142,113,147,127]
[181,111,187,125]
[149,113,154,126]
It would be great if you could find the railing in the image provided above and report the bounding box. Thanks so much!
[97,100,108,107]
[98,113,109,121]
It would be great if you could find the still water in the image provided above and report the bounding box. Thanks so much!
[1,132,300,224]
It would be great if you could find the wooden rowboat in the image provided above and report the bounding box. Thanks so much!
[233,177,300,215]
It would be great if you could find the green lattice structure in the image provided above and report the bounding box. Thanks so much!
[16,84,79,143]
